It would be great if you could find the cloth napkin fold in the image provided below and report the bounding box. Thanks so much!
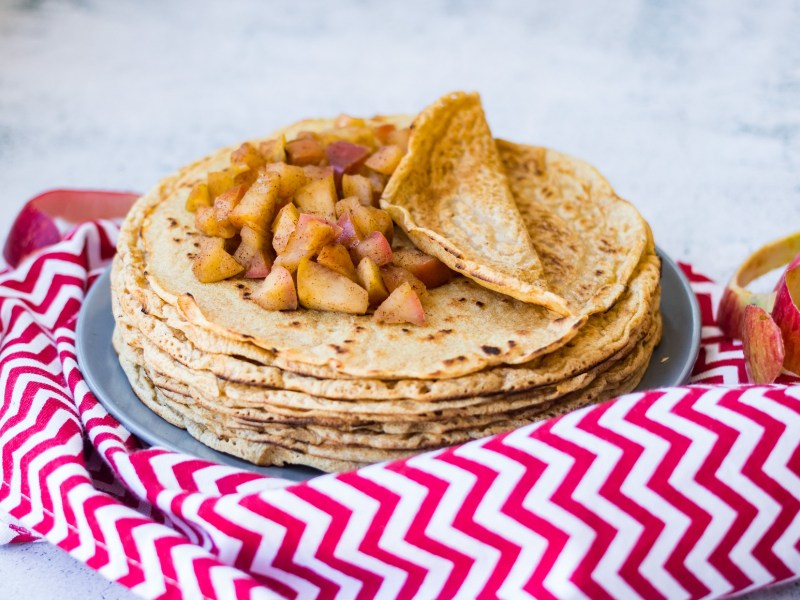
[1,191,798,599]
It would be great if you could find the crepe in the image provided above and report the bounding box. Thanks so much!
[381,92,569,314]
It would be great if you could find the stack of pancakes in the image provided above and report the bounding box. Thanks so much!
[111,96,661,473]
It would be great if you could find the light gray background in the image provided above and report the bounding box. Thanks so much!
[1,0,799,598]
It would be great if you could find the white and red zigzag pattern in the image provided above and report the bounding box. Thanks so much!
[1,220,799,599]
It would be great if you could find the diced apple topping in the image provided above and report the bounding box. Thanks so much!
[186,182,212,212]
[192,237,245,283]
[183,121,451,324]
[374,282,425,325]
[364,144,404,175]
[252,266,297,311]
[392,247,453,289]
[297,258,369,315]
[351,231,393,267]
[317,244,358,282]
[271,202,300,254]
[357,257,389,306]
[285,137,325,166]
[294,176,337,222]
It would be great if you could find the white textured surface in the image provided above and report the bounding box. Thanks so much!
[0,0,799,598]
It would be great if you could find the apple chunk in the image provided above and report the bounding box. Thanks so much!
[351,205,393,243]
[185,182,212,212]
[772,265,800,375]
[192,237,244,283]
[297,258,368,315]
[357,257,389,305]
[229,172,280,232]
[326,141,371,177]
[294,176,337,222]
[234,226,274,279]
[350,231,393,266]
[374,282,425,325]
[285,137,325,166]
[364,144,404,175]
[743,304,785,383]
[392,247,453,289]
[262,162,309,198]
[336,211,364,249]
[271,202,300,254]
[230,142,265,171]
[380,264,428,298]
[341,174,373,206]
[213,185,246,238]
[273,214,337,273]
[252,266,297,311]
[317,244,358,282]
[259,135,287,163]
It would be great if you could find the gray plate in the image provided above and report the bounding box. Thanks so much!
[76,248,700,481]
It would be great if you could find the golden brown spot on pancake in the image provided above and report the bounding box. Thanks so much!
[290,320,301,327]
[481,345,501,355]
[167,218,178,227]
[516,329,530,336]
[330,344,348,355]
[172,237,182,243]
[193,242,200,249]
[355,325,366,333]
[343,339,354,344]
[236,283,245,289]
[401,328,410,333]
[440,328,453,335]
[476,301,485,308]
[508,340,517,348]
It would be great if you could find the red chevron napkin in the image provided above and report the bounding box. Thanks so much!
[1,191,799,599]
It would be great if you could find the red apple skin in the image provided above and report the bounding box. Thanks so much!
[772,265,800,375]
[743,304,785,383]
[374,282,426,325]
[326,141,371,176]
[392,247,453,289]
[350,231,393,267]
[244,250,273,278]
[336,211,363,248]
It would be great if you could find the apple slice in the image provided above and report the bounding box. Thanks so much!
[302,164,335,181]
[213,185,246,238]
[772,264,800,375]
[373,123,396,145]
[185,182,212,212]
[271,202,300,254]
[357,257,389,305]
[262,162,309,198]
[231,142,265,171]
[342,174,373,206]
[259,135,287,163]
[297,257,368,315]
[294,176,337,222]
[350,231,393,266]
[286,137,325,166]
[374,282,425,325]
[743,304,785,383]
[229,172,280,232]
[317,243,358,282]
[351,205,393,243]
[387,127,411,151]
[192,237,244,283]
[195,205,221,237]
[392,247,453,289]
[252,266,297,311]
[234,226,274,278]
[326,141,371,178]
[380,264,427,298]
[336,211,364,248]
[273,214,337,273]
[364,144,404,175]
[335,197,363,219]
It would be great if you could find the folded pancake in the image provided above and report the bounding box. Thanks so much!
[381,92,569,314]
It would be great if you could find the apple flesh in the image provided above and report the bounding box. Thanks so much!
[351,205,393,243]
[380,264,428,298]
[285,137,325,166]
[743,304,785,383]
[350,231,393,266]
[297,257,368,315]
[336,211,363,248]
[341,174,373,206]
[213,185,246,238]
[271,202,300,254]
[365,144,404,175]
[335,197,363,219]
[252,266,297,311]
[231,142,265,171]
[392,247,453,289]
[185,182,212,212]
[259,135,287,163]
[373,282,425,325]
[262,162,309,198]
[229,172,280,232]
[273,214,337,272]
[294,176,337,222]
[357,257,389,305]
[772,264,800,375]
[317,243,358,282]
[192,237,244,283]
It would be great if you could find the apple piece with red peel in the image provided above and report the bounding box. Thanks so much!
[350,231,393,266]
[317,243,358,282]
[273,215,337,273]
[326,141,371,177]
[252,266,297,311]
[742,304,785,383]
[297,257,369,315]
[374,282,426,325]
[380,264,428,298]
[392,247,453,289]
[718,232,800,339]
[234,226,274,279]
[373,123,396,145]
[285,137,325,166]
[351,205,393,243]
[772,264,800,375]
[357,257,389,306]
[192,237,244,283]
[336,211,364,248]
